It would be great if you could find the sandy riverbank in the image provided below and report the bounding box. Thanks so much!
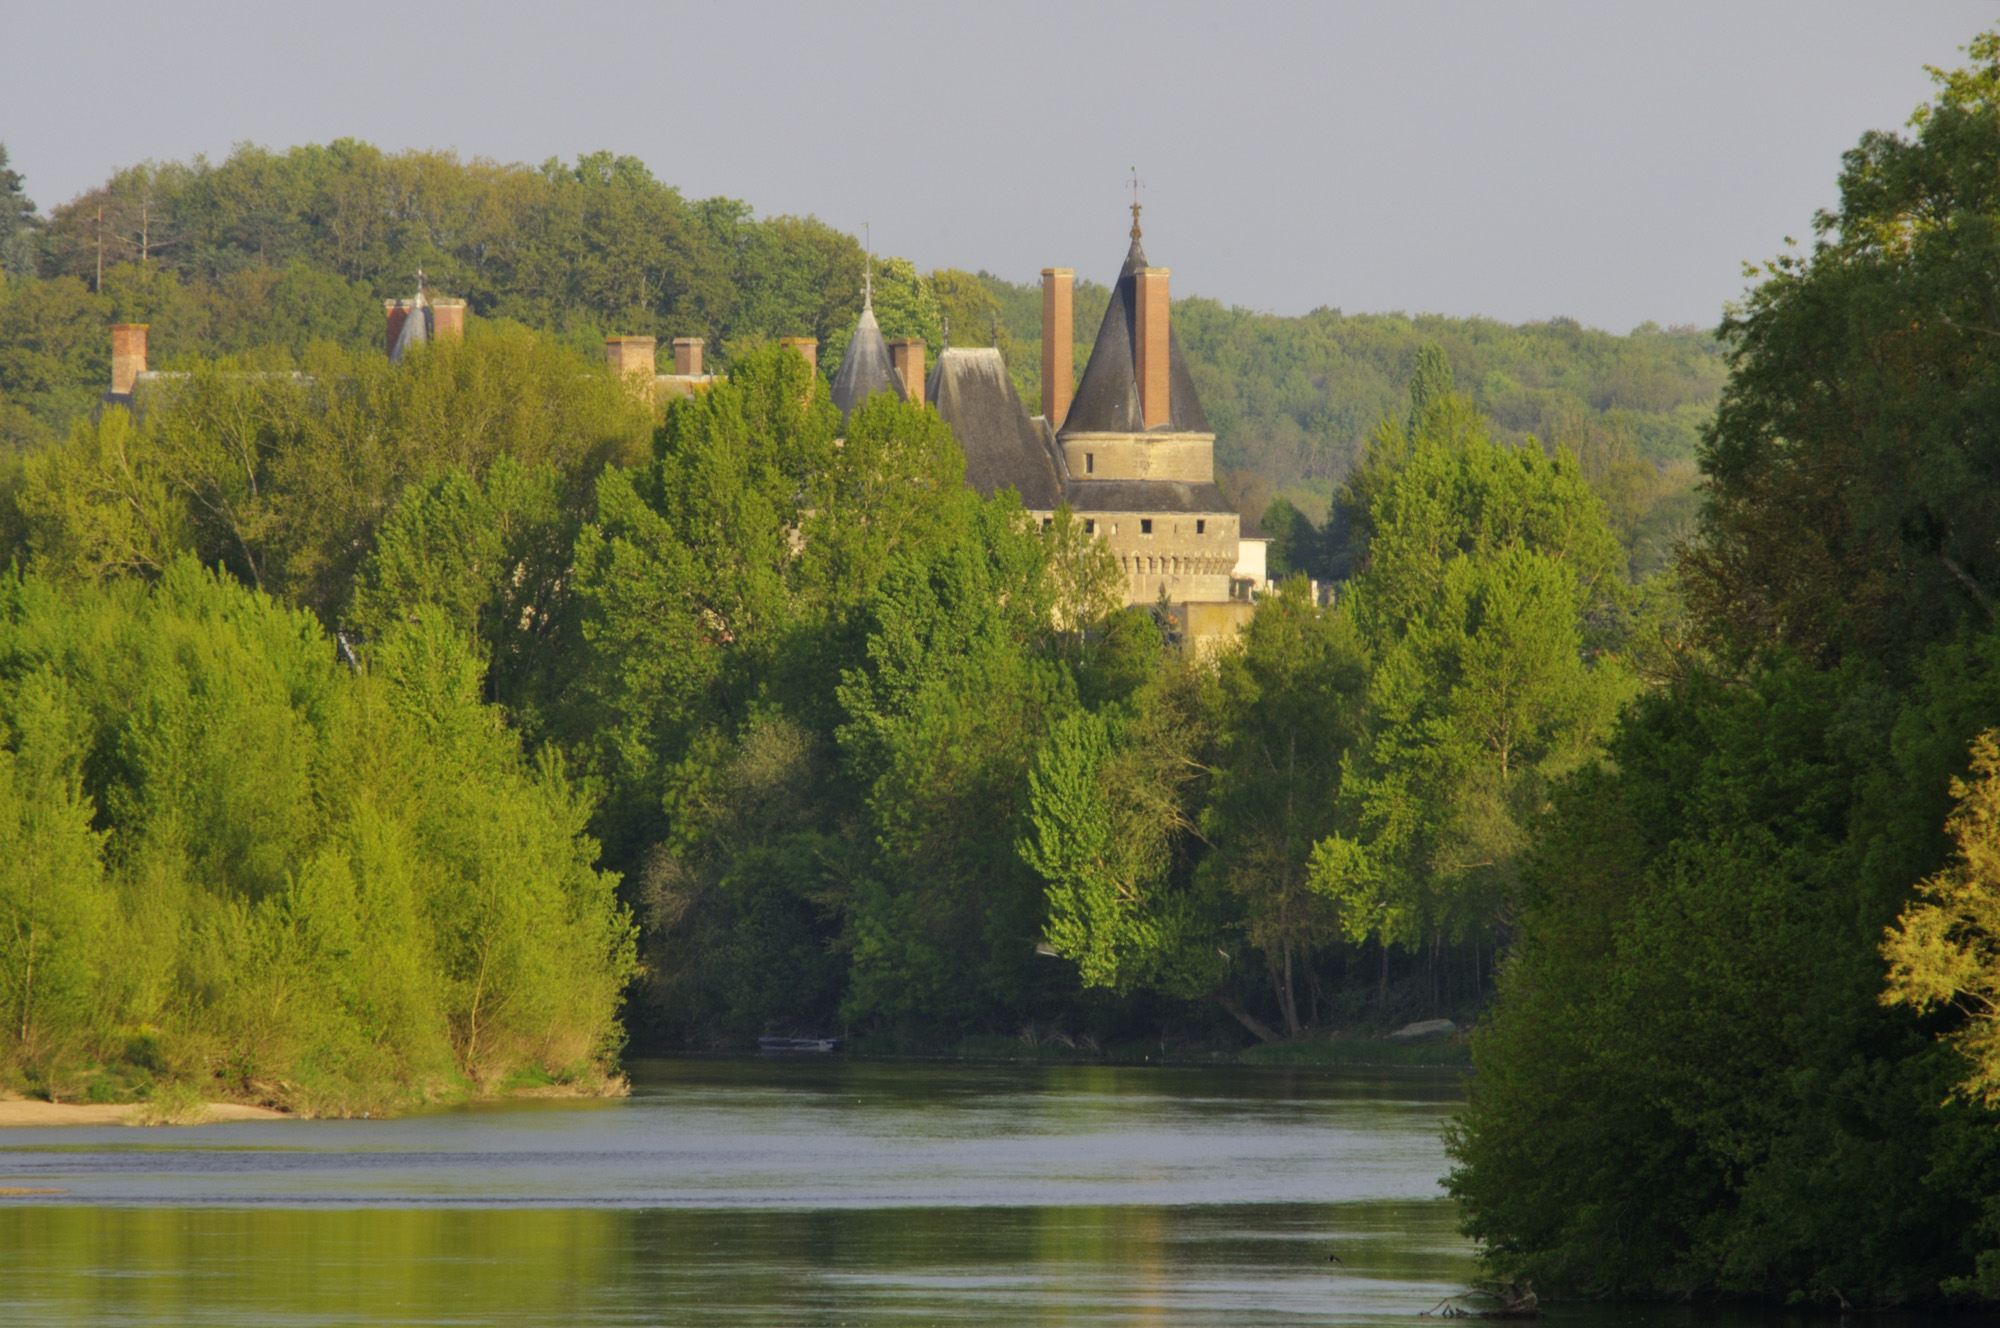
[0,1096,288,1127]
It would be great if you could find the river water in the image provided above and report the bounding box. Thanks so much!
[0,1057,1477,1326]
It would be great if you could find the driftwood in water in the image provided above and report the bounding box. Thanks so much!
[1420,1281,1541,1319]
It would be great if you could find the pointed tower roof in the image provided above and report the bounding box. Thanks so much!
[389,275,430,364]
[830,283,906,423]
[1059,229,1209,436]
[929,347,1062,510]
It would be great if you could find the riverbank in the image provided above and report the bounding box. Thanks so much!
[0,1094,290,1128]
[0,1067,628,1127]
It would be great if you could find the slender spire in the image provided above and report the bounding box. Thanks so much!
[1128,167,1143,241]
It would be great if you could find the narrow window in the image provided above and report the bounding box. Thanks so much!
[1084,520,1095,535]
[1141,519,1153,535]
[1041,518,1052,531]
[1085,453,1095,474]
[1196,519,1206,535]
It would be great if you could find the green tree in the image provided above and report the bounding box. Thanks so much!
[1199,578,1370,1035]
[1450,35,2000,1303]
[1883,728,2000,1106]
[0,560,634,1109]
[835,495,1067,1029]
[0,675,110,1075]
[1406,340,1454,436]
[1687,30,2000,668]
[347,458,577,709]
[14,322,651,623]
[1310,400,1630,1004]
[0,143,38,280]
[1315,548,1629,982]
[1024,666,1211,999]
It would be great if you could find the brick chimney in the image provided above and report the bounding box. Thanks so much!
[779,337,818,374]
[431,299,466,342]
[110,323,148,396]
[1133,267,1170,429]
[604,336,657,379]
[1041,268,1073,425]
[672,337,704,376]
[889,338,925,408]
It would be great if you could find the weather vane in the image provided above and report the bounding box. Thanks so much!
[1128,167,1143,240]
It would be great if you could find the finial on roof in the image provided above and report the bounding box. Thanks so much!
[1128,167,1143,241]
[941,314,949,350]
[863,223,873,310]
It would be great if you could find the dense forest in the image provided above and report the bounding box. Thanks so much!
[1,26,1998,1306]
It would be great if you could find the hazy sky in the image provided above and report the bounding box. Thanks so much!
[4,2,1991,331]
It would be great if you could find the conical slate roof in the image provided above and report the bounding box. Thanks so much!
[928,348,1062,510]
[830,300,905,423]
[390,290,429,364]
[1059,233,1210,435]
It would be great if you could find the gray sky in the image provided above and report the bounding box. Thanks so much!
[5,1,1992,331]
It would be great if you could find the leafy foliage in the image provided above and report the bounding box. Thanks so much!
[1688,31,2000,669]
[0,561,634,1113]
[1449,35,2000,1305]
[16,322,650,620]
[1883,729,2000,1106]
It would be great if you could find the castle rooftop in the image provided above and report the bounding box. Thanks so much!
[1060,233,1209,436]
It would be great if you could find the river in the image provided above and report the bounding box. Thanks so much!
[1,1057,1477,1326]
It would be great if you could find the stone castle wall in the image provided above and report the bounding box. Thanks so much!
[1090,509,1240,604]
[1062,431,1214,483]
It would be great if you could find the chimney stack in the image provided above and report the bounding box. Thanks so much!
[672,337,704,376]
[110,323,148,396]
[431,299,466,342]
[1133,267,1170,429]
[779,337,818,375]
[889,338,925,408]
[604,336,657,379]
[1041,268,1073,425]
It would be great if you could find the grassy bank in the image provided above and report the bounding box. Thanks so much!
[5,1057,629,1122]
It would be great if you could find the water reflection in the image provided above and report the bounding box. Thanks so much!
[0,1059,1478,1326]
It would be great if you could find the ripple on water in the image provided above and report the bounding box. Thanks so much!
[0,1058,1478,1327]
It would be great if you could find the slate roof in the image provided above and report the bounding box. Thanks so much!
[1062,478,1235,515]
[390,293,428,364]
[1059,235,1210,436]
[830,301,905,423]
[928,348,1063,510]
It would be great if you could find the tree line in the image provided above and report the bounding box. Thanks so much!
[1,138,1716,556]
[0,305,1621,1093]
